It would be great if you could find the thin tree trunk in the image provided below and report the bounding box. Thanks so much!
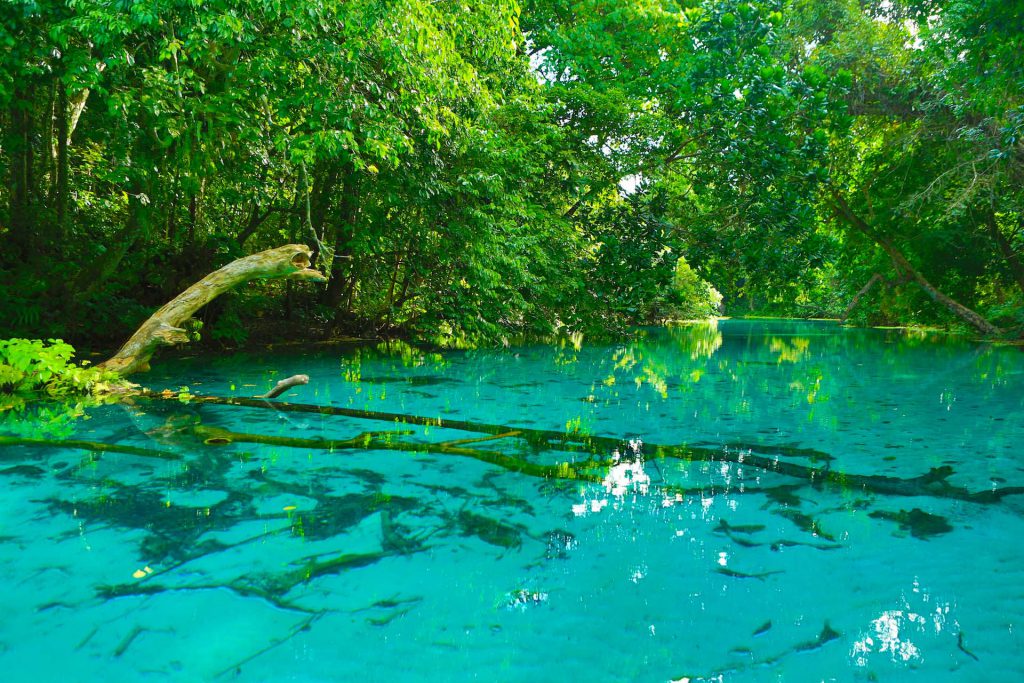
[66,62,104,143]
[308,163,339,267]
[840,273,882,323]
[981,209,1024,295]
[236,204,273,246]
[188,193,198,245]
[396,262,415,308]
[43,80,56,199]
[7,88,34,260]
[167,171,180,243]
[55,86,70,239]
[383,252,405,328]
[67,88,92,141]
[74,184,151,299]
[236,165,271,246]
[830,191,1001,336]
[24,90,36,212]
[324,164,359,307]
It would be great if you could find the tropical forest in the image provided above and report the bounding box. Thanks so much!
[1,1,1023,681]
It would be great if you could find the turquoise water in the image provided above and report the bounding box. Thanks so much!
[2,319,1023,682]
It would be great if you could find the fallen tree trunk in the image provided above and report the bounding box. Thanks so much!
[98,244,326,376]
[130,390,1024,504]
[829,192,1002,336]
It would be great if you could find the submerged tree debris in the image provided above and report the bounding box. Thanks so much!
[132,390,1024,505]
[868,508,954,539]
[0,384,1017,676]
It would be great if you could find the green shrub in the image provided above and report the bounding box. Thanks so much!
[0,339,121,396]
[671,257,723,319]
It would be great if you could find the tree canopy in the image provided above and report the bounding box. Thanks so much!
[2,0,1021,351]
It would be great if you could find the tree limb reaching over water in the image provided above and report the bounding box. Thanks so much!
[98,245,326,376]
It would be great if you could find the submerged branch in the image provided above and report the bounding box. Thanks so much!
[5,394,1016,507]
[0,435,181,460]
[255,374,310,399]
[130,392,1024,504]
[191,424,606,482]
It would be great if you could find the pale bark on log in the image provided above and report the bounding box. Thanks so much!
[98,245,326,375]
[255,374,309,399]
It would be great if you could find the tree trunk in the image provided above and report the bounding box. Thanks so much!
[66,62,104,143]
[54,86,70,240]
[6,88,34,260]
[43,80,56,201]
[324,165,359,307]
[307,163,339,267]
[829,191,1001,336]
[98,244,326,375]
[981,209,1024,296]
[73,187,151,300]
[840,273,882,323]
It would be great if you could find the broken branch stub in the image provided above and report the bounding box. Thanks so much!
[256,374,309,399]
[99,245,326,376]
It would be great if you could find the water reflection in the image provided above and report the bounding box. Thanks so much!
[572,439,651,517]
[768,336,811,364]
[852,609,924,665]
[668,319,723,360]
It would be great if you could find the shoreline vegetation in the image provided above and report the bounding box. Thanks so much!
[2,0,1022,355]
[0,314,1010,405]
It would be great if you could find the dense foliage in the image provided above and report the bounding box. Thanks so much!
[2,0,1021,351]
[0,338,118,395]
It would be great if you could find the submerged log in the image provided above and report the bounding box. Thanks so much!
[98,245,326,376]
[0,434,180,460]
[133,391,1024,504]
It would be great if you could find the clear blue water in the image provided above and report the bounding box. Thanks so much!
[2,319,1023,682]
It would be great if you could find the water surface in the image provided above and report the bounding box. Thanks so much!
[2,320,1023,681]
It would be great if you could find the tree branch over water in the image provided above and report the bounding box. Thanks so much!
[98,245,326,376]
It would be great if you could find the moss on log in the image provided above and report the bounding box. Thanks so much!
[98,245,326,376]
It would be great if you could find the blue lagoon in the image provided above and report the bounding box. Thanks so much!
[1,320,1022,681]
